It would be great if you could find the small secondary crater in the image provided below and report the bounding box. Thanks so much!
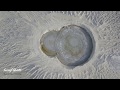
[40,30,58,57]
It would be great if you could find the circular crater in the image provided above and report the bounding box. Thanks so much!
[40,25,95,67]
[55,25,95,66]
[40,30,58,57]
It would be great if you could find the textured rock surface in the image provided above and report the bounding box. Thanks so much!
[0,11,120,79]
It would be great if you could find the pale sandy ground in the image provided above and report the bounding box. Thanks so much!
[0,11,120,79]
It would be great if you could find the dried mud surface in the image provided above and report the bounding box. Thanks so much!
[0,11,120,79]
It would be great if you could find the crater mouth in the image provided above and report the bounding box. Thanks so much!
[40,30,58,57]
[40,24,95,67]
